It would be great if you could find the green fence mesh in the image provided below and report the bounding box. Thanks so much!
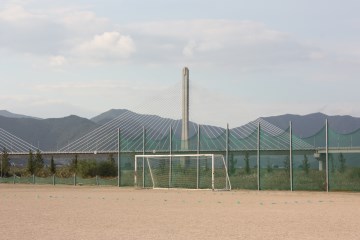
[55,177,75,185]
[228,152,257,190]
[97,177,118,186]
[16,176,33,184]
[120,154,134,186]
[292,153,326,191]
[0,177,14,184]
[301,126,326,148]
[3,121,360,191]
[259,153,291,190]
[76,177,97,186]
[328,153,360,191]
[35,176,54,185]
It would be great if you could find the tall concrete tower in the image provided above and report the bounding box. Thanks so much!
[181,67,189,150]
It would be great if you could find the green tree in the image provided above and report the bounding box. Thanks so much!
[158,159,166,173]
[78,160,97,178]
[329,153,335,173]
[71,154,78,173]
[302,154,310,174]
[244,151,250,174]
[27,150,35,175]
[108,153,115,166]
[338,153,346,173]
[266,160,273,173]
[1,147,10,177]
[284,155,290,174]
[97,161,117,177]
[34,149,44,174]
[229,153,237,175]
[50,156,56,175]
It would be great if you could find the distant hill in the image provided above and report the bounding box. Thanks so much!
[93,110,360,138]
[91,109,130,125]
[0,110,41,119]
[263,112,360,138]
[90,109,222,138]
[2,109,360,151]
[0,115,99,151]
[91,109,201,139]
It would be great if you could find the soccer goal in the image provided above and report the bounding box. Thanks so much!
[134,154,231,190]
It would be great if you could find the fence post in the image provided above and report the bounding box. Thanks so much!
[33,174,35,184]
[53,174,55,186]
[196,124,200,189]
[257,122,261,191]
[13,174,15,184]
[326,119,329,192]
[118,128,121,187]
[169,126,172,188]
[211,154,215,190]
[143,127,146,188]
[74,173,76,186]
[226,123,229,190]
[290,121,293,191]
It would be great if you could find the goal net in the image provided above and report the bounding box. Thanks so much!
[134,154,231,190]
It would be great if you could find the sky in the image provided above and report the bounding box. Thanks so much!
[1,0,360,127]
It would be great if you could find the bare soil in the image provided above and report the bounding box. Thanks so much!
[0,184,359,240]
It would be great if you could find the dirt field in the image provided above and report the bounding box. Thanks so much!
[0,185,359,240]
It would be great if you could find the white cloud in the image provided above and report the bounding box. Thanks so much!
[74,31,136,62]
[49,55,67,67]
[124,20,309,68]
[0,94,33,103]
[0,5,317,68]
[32,81,120,92]
[0,4,113,58]
[309,51,325,60]
[1,2,360,124]
[60,9,108,30]
[182,40,197,57]
[0,4,38,22]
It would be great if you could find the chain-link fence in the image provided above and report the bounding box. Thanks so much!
[1,121,360,191]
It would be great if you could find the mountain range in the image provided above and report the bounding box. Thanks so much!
[0,110,41,120]
[263,113,360,137]
[1,109,360,151]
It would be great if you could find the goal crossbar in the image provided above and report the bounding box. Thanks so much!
[134,154,231,191]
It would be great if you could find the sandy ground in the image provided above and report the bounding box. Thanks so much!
[0,185,359,240]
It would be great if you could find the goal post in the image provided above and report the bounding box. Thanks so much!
[134,154,231,190]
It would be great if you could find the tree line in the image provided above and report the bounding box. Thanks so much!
[0,148,117,178]
[227,151,347,176]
